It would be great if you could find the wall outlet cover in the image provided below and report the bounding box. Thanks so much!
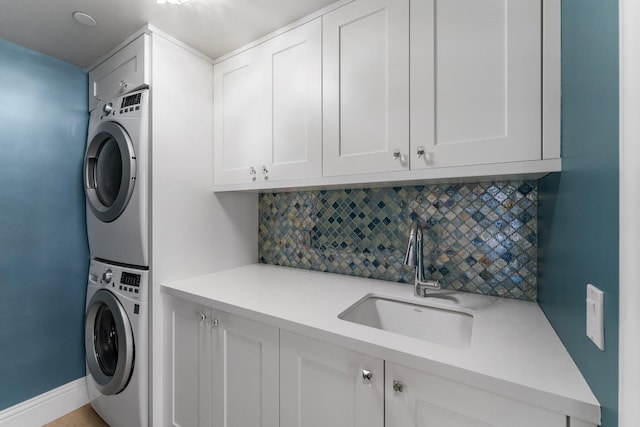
[586,284,605,351]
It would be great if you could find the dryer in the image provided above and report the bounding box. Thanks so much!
[85,89,149,267]
[85,259,148,427]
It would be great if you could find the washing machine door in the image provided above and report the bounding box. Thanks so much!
[84,121,137,223]
[85,289,135,395]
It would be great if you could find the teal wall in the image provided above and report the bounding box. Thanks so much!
[538,1,619,426]
[0,39,89,410]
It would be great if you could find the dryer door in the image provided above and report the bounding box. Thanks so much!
[85,289,135,395]
[84,121,137,223]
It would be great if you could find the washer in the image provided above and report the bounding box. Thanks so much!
[84,89,149,267]
[85,259,148,427]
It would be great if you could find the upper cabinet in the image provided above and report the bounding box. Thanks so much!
[213,19,322,186]
[212,0,560,191]
[410,0,542,169]
[322,0,410,177]
[88,34,150,111]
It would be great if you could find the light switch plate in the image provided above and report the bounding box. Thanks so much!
[586,284,605,351]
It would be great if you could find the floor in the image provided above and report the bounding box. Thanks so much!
[44,405,108,427]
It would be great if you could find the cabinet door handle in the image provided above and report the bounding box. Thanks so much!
[361,369,373,387]
[393,149,401,160]
[393,380,404,393]
[93,82,102,101]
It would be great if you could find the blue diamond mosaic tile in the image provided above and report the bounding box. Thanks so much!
[258,181,538,301]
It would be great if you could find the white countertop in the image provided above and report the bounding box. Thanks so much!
[162,263,600,424]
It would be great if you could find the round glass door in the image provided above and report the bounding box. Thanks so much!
[84,121,136,223]
[85,290,135,395]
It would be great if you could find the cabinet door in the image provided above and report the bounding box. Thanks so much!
[260,18,322,182]
[210,311,279,427]
[214,20,321,186]
[385,363,566,427]
[164,297,212,427]
[323,0,410,177]
[89,34,148,111]
[280,331,384,427]
[410,0,541,169]
[213,48,269,185]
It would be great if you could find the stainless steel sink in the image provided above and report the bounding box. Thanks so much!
[338,295,473,349]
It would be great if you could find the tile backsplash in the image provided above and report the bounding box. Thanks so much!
[258,181,538,301]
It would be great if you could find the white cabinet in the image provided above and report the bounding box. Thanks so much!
[322,0,410,177]
[385,362,567,427]
[410,0,542,169]
[88,34,149,111]
[211,0,560,191]
[210,310,279,427]
[280,330,384,427]
[322,0,545,177]
[163,296,279,427]
[166,297,595,427]
[213,19,322,185]
[163,296,211,427]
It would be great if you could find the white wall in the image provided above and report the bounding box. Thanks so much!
[149,32,258,426]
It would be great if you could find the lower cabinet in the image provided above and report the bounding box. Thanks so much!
[164,296,594,427]
[211,310,279,427]
[164,296,279,427]
[164,297,211,427]
[280,330,384,427]
[385,362,567,427]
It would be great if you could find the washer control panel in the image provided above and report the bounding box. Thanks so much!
[89,259,149,302]
[119,271,141,295]
[102,269,113,284]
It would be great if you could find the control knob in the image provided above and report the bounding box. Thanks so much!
[102,269,113,284]
[103,103,113,115]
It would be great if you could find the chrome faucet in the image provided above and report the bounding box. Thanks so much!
[404,219,441,297]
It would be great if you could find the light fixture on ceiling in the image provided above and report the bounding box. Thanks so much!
[72,11,97,27]
[157,0,193,4]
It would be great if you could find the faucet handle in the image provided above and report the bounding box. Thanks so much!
[415,279,442,297]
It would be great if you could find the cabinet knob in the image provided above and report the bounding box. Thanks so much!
[198,313,207,323]
[249,166,257,180]
[211,319,219,329]
[261,166,269,180]
[393,149,401,160]
[417,147,433,164]
[361,369,373,387]
[393,380,404,393]
[120,80,128,89]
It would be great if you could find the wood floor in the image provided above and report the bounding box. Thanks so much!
[44,404,108,427]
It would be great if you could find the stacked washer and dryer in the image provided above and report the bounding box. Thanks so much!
[83,89,149,427]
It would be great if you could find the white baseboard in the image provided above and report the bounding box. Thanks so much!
[0,377,89,427]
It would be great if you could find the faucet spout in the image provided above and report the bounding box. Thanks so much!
[403,220,419,267]
[403,219,441,297]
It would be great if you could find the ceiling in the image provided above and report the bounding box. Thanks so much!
[0,0,337,69]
